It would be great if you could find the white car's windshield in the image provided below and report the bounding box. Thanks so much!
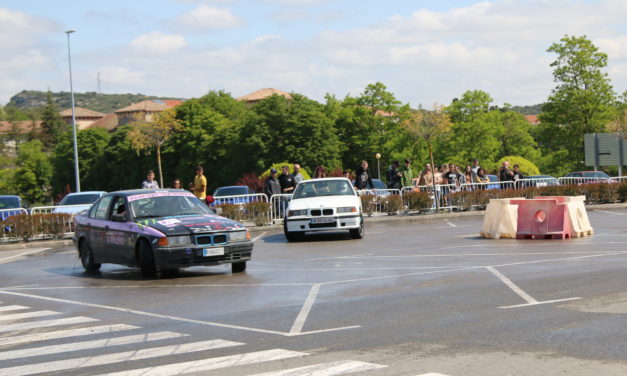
[130,195,213,219]
[293,180,355,199]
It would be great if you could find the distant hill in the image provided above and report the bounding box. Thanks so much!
[7,90,183,114]
[510,103,543,115]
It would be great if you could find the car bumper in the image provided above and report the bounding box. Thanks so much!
[285,214,361,232]
[154,241,253,269]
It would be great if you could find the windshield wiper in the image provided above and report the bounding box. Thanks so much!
[134,215,161,219]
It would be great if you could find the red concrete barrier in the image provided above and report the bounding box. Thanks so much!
[509,198,573,239]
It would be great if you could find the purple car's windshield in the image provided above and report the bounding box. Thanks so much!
[130,195,213,219]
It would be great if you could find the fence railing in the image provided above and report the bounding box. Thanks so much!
[558,177,611,186]
[30,204,92,215]
[211,193,268,207]
[269,194,293,224]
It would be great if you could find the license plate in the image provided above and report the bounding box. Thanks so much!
[310,217,335,224]
[203,247,224,257]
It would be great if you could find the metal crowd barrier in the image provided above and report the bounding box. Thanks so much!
[558,177,611,186]
[610,176,627,183]
[1,208,29,240]
[30,204,92,214]
[357,189,402,215]
[211,193,268,206]
[269,194,293,224]
[514,177,560,188]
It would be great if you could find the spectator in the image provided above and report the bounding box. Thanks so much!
[264,168,281,199]
[313,166,326,179]
[293,164,304,184]
[471,159,481,181]
[142,170,159,189]
[355,160,374,190]
[457,165,467,184]
[172,179,182,189]
[399,158,413,187]
[193,165,207,200]
[342,170,351,180]
[444,164,462,189]
[434,166,444,184]
[498,161,514,182]
[512,164,524,187]
[418,163,434,186]
[386,161,402,189]
[474,167,490,184]
[279,165,297,193]
[464,165,472,184]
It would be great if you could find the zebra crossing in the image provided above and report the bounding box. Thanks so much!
[0,301,387,375]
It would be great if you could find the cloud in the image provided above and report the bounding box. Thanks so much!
[174,5,243,31]
[131,31,187,54]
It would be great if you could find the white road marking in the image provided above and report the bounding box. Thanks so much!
[0,304,29,312]
[0,316,98,334]
[290,283,321,335]
[2,282,314,290]
[1,339,243,376]
[253,231,268,242]
[99,349,308,376]
[249,360,387,375]
[594,210,625,215]
[485,266,537,304]
[0,324,138,347]
[0,331,188,361]
[0,310,59,323]
[444,220,457,227]
[416,373,452,376]
[499,297,582,309]
[0,248,50,264]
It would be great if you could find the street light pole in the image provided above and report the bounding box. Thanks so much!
[65,30,80,192]
[375,153,381,180]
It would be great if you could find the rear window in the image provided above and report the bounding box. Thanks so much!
[213,187,250,197]
[371,179,387,189]
[60,194,101,205]
[0,197,20,209]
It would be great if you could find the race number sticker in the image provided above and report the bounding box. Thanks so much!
[158,218,181,227]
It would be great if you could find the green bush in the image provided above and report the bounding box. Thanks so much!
[619,182,627,202]
[495,156,540,176]
[384,194,403,215]
[214,204,245,222]
[1,213,72,240]
[403,191,432,212]
[244,201,271,226]
[360,194,375,216]
[259,162,311,181]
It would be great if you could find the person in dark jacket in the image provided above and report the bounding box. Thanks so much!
[386,161,402,189]
[278,165,296,193]
[354,160,374,190]
[264,169,281,199]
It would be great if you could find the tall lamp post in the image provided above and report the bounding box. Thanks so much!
[65,30,80,192]
[375,153,381,180]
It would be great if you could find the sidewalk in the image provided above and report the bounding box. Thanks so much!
[1,202,625,251]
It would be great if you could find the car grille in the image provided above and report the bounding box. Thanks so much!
[310,209,333,216]
[168,252,251,266]
[310,221,337,228]
[195,234,228,246]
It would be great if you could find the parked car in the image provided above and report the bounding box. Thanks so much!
[53,191,107,215]
[284,178,363,241]
[485,175,502,190]
[211,185,258,206]
[563,171,610,184]
[73,189,252,277]
[0,195,28,225]
[520,175,560,188]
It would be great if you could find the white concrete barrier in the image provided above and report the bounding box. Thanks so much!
[480,198,521,239]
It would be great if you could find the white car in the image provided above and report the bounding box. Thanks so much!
[53,191,107,215]
[283,178,364,241]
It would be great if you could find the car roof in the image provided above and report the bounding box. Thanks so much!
[65,191,107,196]
[103,189,190,197]
[215,185,249,189]
[0,195,21,198]
[300,177,351,182]
[527,175,556,178]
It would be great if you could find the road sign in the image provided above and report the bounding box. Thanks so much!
[584,133,625,174]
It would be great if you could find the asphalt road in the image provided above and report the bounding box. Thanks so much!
[0,208,626,376]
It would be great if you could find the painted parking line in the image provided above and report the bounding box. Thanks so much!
[253,231,268,242]
[0,304,29,312]
[0,310,59,323]
[1,339,243,376]
[594,210,625,215]
[249,360,387,375]
[0,248,50,264]
[98,349,308,376]
[0,324,138,347]
[0,331,188,361]
[444,220,457,227]
[0,316,98,334]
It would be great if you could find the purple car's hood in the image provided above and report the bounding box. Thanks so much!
[135,213,245,235]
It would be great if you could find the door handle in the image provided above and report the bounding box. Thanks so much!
[105,226,109,230]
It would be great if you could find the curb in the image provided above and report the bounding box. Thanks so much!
[2,203,625,250]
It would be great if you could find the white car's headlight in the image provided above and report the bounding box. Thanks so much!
[168,235,191,245]
[288,209,308,217]
[230,230,250,242]
[337,207,357,213]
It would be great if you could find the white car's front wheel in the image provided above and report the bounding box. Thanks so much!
[350,217,364,239]
[284,220,305,242]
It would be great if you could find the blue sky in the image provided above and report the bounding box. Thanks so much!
[1,0,626,107]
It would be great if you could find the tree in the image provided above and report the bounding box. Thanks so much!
[14,140,53,204]
[447,90,493,123]
[538,35,616,171]
[39,90,67,147]
[127,108,182,188]
[402,104,452,209]
[52,128,111,194]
